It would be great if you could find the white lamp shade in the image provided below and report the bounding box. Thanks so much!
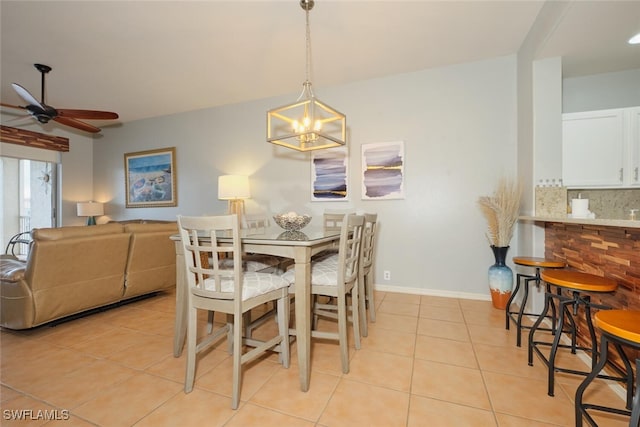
[218,175,250,200]
[77,202,104,217]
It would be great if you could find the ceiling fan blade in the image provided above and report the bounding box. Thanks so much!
[0,102,28,112]
[53,116,101,133]
[2,115,35,126]
[11,83,44,108]
[57,109,119,120]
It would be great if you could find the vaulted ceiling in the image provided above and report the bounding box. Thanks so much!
[1,1,639,127]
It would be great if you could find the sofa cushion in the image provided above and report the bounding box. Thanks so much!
[34,223,124,241]
[122,222,177,298]
[113,219,175,225]
[123,223,177,234]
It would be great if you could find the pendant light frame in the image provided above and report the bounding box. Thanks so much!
[267,0,346,152]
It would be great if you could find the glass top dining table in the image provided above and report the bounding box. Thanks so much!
[171,226,342,392]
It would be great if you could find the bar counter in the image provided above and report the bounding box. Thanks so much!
[519,215,640,371]
[519,215,640,311]
[519,215,640,229]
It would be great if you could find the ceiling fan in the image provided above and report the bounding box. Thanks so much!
[0,63,118,133]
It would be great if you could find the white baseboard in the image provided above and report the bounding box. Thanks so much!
[374,284,491,301]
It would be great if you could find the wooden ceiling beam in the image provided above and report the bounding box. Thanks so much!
[0,125,69,152]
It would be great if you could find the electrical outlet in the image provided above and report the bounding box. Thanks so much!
[383,270,391,281]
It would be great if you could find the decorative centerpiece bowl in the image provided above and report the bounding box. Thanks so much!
[273,212,312,231]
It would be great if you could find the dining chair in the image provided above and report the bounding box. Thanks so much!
[242,213,269,231]
[312,209,353,262]
[312,213,378,338]
[323,210,348,231]
[358,213,378,336]
[207,213,284,337]
[177,214,290,409]
[283,213,365,373]
[239,212,294,336]
[214,214,282,273]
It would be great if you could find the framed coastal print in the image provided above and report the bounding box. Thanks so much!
[361,141,405,200]
[311,146,349,201]
[124,147,177,208]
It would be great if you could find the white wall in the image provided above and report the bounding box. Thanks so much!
[563,69,640,113]
[94,55,518,299]
[533,57,563,188]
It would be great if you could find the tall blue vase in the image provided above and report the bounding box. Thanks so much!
[488,245,513,309]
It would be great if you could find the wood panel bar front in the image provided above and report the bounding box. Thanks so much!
[522,217,640,376]
[544,222,640,312]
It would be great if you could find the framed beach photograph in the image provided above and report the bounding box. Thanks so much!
[361,141,405,200]
[311,146,349,201]
[124,147,177,208]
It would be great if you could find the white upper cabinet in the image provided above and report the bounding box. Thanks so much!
[629,107,640,187]
[562,107,639,188]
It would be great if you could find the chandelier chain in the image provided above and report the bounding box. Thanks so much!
[305,7,313,88]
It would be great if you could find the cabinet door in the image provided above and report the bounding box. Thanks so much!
[629,107,640,186]
[562,109,625,187]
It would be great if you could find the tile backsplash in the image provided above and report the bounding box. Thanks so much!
[567,189,640,220]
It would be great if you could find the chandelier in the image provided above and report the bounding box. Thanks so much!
[266,0,346,152]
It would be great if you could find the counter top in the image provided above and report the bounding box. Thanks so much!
[519,215,640,229]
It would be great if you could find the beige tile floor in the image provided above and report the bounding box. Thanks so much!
[0,289,632,426]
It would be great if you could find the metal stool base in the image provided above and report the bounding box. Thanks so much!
[576,333,639,427]
[528,290,626,397]
[506,270,558,347]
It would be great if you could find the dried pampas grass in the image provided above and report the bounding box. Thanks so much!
[478,176,523,247]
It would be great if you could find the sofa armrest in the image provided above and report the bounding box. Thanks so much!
[1,258,26,282]
[1,258,34,329]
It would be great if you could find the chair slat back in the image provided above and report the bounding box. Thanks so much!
[242,214,270,232]
[337,214,365,287]
[361,213,378,271]
[177,214,242,300]
[323,210,354,232]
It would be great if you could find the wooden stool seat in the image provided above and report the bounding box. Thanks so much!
[596,310,640,344]
[513,257,566,269]
[529,269,620,397]
[541,270,618,293]
[506,257,566,347]
[576,310,640,426]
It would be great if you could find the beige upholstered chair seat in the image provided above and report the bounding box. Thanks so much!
[282,257,338,286]
[199,271,289,300]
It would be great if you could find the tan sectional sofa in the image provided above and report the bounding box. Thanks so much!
[0,221,177,330]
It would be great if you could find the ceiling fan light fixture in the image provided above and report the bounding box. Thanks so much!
[266,0,346,152]
[629,32,640,44]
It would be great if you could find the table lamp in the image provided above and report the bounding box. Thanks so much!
[218,175,250,219]
[77,201,104,226]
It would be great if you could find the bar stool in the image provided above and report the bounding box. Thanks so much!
[528,269,618,396]
[576,310,640,427]
[506,256,566,347]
